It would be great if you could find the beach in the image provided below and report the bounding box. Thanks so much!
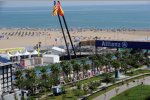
[0,28,150,49]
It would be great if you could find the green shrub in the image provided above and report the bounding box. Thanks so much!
[73,89,84,97]
[88,82,97,91]
[76,82,82,89]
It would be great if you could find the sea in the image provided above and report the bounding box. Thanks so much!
[0,4,150,29]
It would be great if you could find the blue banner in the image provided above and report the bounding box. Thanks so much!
[96,40,150,49]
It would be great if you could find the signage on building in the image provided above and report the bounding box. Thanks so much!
[96,40,150,49]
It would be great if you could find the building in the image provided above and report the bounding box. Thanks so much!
[0,62,13,94]
[43,54,60,64]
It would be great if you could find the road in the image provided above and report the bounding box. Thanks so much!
[94,76,150,100]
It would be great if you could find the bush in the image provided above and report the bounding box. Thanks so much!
[73,89,84,97]
[102,73,116,84]
[88,82,97,91]
[83,84,88,95]
[76,82,82,89]
[95,80,101,86]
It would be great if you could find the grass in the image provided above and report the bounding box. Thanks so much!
[111,85,150,100]
[87,74,149,100]
[125,69,150,76]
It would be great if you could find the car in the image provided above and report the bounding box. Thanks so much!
[101,86,107,90]
[52,85,65,96]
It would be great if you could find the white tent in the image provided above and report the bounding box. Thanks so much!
[31,50,38,55]
[14,51,22,56]
[6,52,13,57]
[22,50,30,55]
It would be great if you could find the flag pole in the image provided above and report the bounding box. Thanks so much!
[62,16,77,58]
[57,14,71,59]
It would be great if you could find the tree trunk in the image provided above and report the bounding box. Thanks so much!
[77,71,79,80]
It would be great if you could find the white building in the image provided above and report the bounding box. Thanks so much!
[43,54,60,64]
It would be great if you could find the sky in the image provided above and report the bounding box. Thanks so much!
[0,1,150,7]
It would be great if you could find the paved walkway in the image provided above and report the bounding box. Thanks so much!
[94,76,150,100]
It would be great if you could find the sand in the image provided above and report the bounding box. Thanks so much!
[0,28,150,49]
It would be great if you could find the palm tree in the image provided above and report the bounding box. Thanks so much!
[81,58,87,78]
[112,60,121,78]
[61,60,72,82]
[81,58,91,78]
[40,68,49,88]
[15,70,25,89]
[114,51,122,60]
[103,53,113,73]
[50,64,60,85]
[144,57,150,67]
[120,60,128,74]
[94,59,103,75]
[91,54,98,75]
[71,59,81,80]
[25,69,38,94]
[98,55,106,73]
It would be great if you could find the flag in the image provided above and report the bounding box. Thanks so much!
[52,1,58,16]
[57,1,64,16]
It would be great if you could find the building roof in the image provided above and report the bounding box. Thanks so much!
[0,57,11,66]
[0,56,10,63]
[52,47,65,53]
[43,54,59,58]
